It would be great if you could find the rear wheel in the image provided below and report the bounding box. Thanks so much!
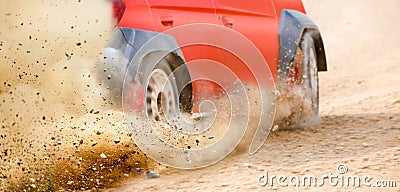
[138,51,193,122]
[277,31,319,129]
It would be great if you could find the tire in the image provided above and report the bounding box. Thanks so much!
[138,51,193,122]
[300,32,319,117]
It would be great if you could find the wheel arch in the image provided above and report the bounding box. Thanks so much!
[277,10,327,81]
[98,27,192,109]
[119,28,193,112]
[117,27,187,77]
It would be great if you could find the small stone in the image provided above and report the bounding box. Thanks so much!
[134,168,144,175]
[191,113,202,121]
[242,163,252,168]
[272,125,279,132]
[100,153,107,159]
[146,171,160,179]
[29,178,36,183]
[362,143,369,147]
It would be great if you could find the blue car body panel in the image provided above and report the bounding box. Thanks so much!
[277,10,327,80]
[98,27,185,101]
[114,27,184,79]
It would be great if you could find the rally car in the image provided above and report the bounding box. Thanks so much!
[98,0,327,168]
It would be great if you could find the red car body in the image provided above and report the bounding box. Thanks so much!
[119,0,303,69]
[116,0,315,101]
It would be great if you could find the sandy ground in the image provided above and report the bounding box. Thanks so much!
[0,0,399,191]
[106,0,400,191]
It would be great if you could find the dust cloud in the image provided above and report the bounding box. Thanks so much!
[0,1,156,190]
[275,85,321,130]
[0,0,317,190]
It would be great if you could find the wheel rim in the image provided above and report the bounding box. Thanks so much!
[145,68,177,122]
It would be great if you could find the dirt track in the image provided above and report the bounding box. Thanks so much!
[107,0,400,191]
